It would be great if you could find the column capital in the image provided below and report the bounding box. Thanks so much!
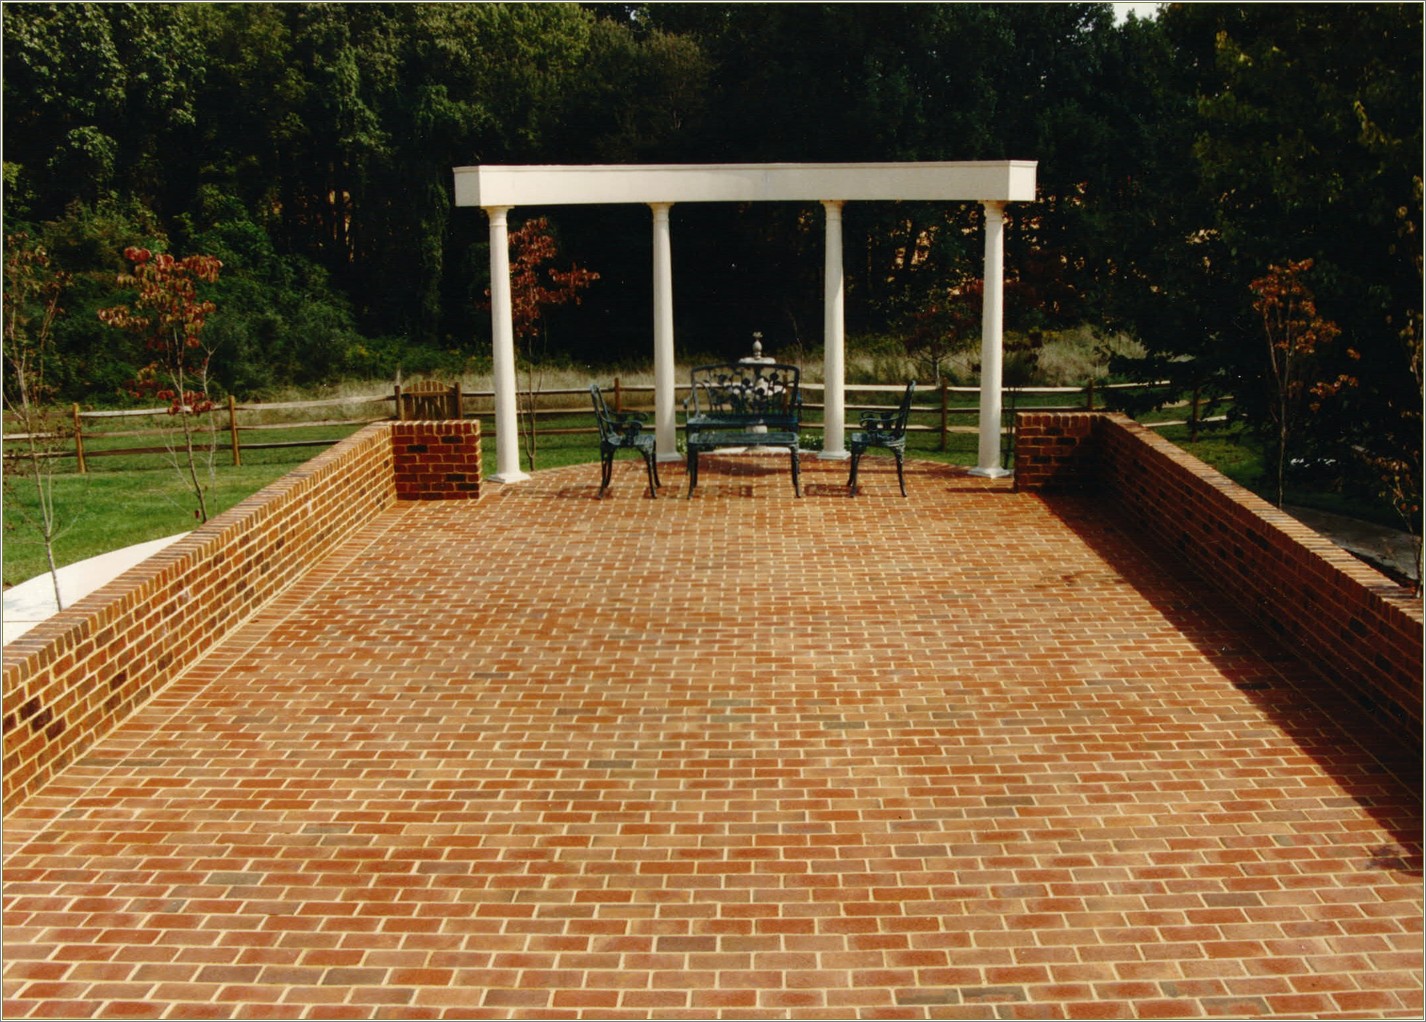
[821,199,845,214]
[982,199,1008,220]
[649,202,674,216]
[483,205,513,223]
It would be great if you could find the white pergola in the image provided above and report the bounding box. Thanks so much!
[453,161,1038,483]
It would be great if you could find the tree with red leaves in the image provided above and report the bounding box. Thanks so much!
[1249,258,1356,508]
[99,247,224,522]
[497,218,598,471]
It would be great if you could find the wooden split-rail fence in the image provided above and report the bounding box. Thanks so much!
[5,378,1215,473]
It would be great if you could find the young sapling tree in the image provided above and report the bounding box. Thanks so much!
[99,247,224,522]
[1248,258,1355,508]
[3,233,72,608]
[500,218,598,472]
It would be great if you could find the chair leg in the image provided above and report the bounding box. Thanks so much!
[847,450,862,495]
[641,451,658,498]
[790,447,801,498]
[686,448,699,497]
[599,449,613,496]
[895,450,907,497]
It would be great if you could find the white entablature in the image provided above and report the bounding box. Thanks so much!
[454,161,1037,207]
[453,161,1038,483]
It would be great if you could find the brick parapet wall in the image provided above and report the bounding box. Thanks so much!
[2,420,482,813]
[391,420,482,500]
[1015,411,1423,748]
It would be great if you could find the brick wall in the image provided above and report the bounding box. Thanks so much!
[2,420,481,812]
[1016,411,1423,748]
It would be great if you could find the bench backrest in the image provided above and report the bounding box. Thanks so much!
[685,363,801,427]
[398,379,462,420]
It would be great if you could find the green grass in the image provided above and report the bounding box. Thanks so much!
[3,425,367,588]
[1155,422,1405,529]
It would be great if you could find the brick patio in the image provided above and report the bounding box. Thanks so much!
[3,455,1421,1019]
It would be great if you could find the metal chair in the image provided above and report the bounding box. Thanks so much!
[591,385,660,498]
[847,381,916,496]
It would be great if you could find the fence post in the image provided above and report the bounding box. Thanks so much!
[72,403,86,474]
[1085,378,1095,410]
[393,383,404,421]
[1190,386,1200,443]
[613,377,622,413]
[228,394,242,466]
[939,379,949,452]
[450,382,463,419]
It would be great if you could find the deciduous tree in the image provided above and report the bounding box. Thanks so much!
[1248,258,1354,508]
[3,234,72,607]
[499,218,599,471]
[98,247,223,522]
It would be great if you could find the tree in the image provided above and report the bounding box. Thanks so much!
[902,278,983,385]
[1248,258,1354,508]
[498,218,599,471]
[3,234,71,608]
[1103,5,1421,488]
[2,3,207,220]
[98,247,223,522]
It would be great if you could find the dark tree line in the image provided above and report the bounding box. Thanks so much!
[3,2,1421,508]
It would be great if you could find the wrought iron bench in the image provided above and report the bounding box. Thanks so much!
[848,380,915,496]
[683,362,802,497]
[591,384,660,498]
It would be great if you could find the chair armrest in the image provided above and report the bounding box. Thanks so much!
[860,412,896,430]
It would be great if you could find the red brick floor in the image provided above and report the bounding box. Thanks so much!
[3,456,1421,1020]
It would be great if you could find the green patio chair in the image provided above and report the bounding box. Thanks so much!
[591,384,660,498]
[848,381,915,497]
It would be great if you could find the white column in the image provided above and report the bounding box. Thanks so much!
[485,205,529,483]
[971,200,1011,478]
[651,203,679,462]
[819,200,849,460]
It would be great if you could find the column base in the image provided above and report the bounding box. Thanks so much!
[656,452,683,464]
[486,470,532,484]
[969,466,1013,479]
[817,450,851,462]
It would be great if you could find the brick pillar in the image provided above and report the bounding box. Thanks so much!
[1013,412,1099,492]
[392,420,482,500]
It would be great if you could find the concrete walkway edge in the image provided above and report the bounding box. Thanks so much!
[2,532,190,645]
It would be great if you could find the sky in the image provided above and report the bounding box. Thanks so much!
[1112,2,1161,23]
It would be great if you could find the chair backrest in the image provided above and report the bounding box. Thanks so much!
[399,379,461,421]
[890,380,916,435]
[590,385,617,442]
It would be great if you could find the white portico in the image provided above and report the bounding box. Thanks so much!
[453,161,1037,483]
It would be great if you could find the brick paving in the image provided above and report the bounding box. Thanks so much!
[3,455,1421,1020]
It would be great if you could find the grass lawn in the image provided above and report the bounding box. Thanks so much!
[3,425,363,588]
[1155,421,1408,530]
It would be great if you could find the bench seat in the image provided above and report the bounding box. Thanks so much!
[686,429,801,497]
